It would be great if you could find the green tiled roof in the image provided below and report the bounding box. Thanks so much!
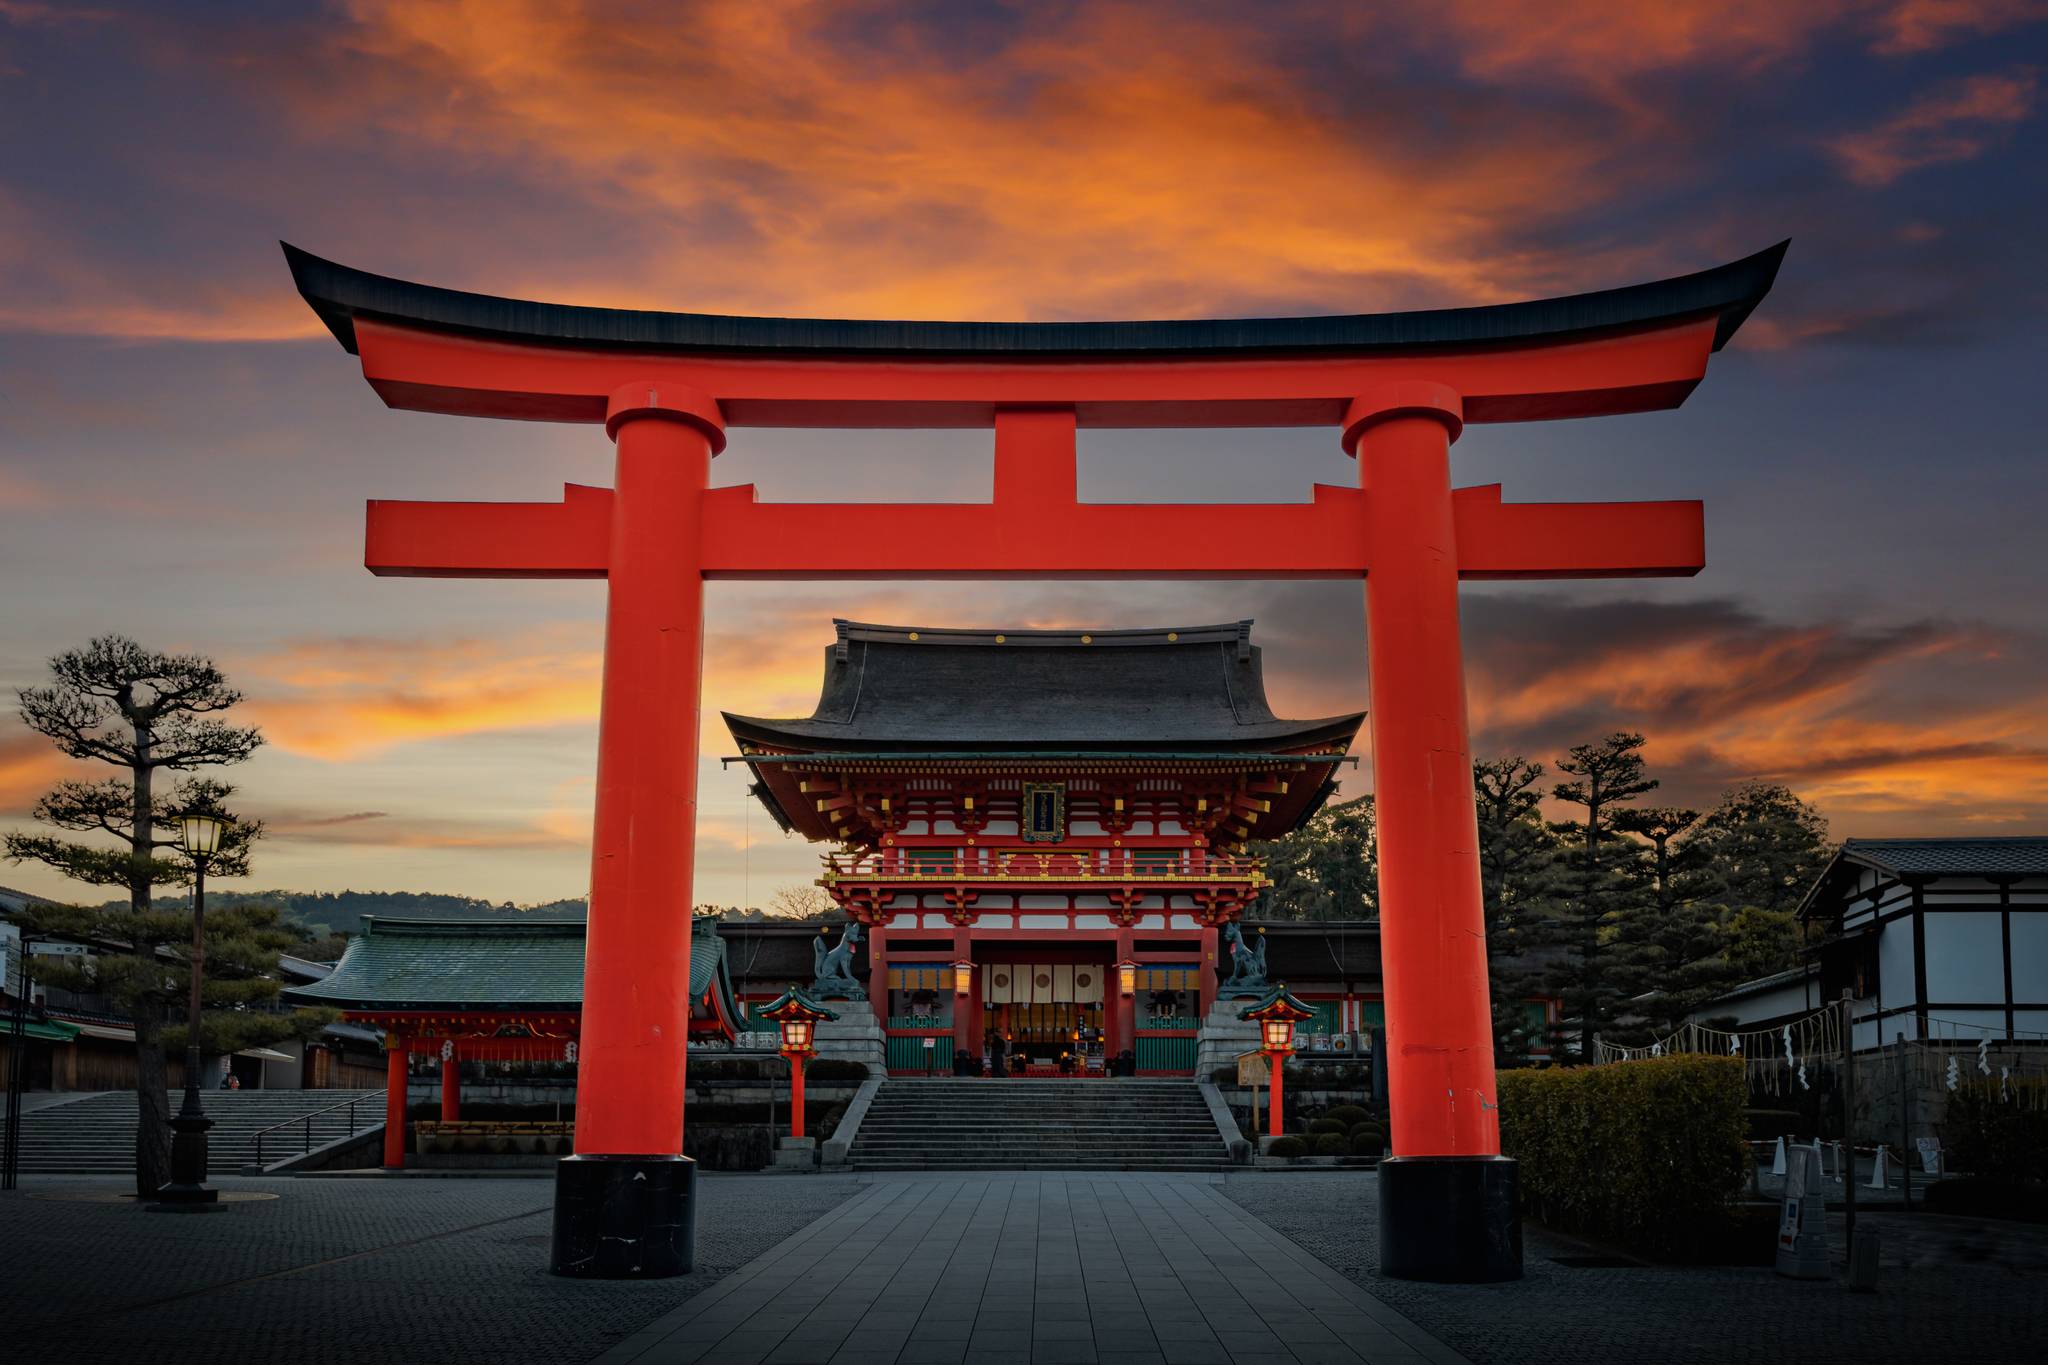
[280,917,586,1011]
[280,916,744,1033]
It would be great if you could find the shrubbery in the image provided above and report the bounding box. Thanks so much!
[806,1058,870,1083]
[1306,1117,1347,1136]
[1313,1132,1349,1156]
[1267,1135,1307,1158]
[1348,1130,1383,1156]
[1942,1086,2048,1184]
[1322,1104,1371,1128]
[1498,1055,1748,1258]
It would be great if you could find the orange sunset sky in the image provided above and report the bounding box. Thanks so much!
[2,0,2045,909]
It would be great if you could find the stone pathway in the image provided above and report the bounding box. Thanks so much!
[597,1173,1465,1365]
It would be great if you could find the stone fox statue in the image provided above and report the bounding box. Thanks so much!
[1220,921,1268,995]
[812,922,866,999]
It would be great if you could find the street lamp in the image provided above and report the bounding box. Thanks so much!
[759,987,837,1142]
[1240,983,1314,1140]
[156,811,226,1207]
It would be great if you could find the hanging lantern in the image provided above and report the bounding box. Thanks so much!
[1117,959,1137,997]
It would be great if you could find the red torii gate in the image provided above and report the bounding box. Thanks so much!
[286,240,1785,1282]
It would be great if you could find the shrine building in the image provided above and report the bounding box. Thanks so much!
[727,618,1363,1077]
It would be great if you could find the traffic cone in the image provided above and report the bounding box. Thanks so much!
[1771,1136,1787,1176]
[1867,1146,1889,1190]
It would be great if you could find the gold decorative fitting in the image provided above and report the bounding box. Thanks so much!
[995,634,1006,643]
[1167,632,1179,641]
[908,631,920,641]
[1081,634,1093,644]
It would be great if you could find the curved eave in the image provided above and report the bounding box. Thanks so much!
[722,713,1368,756]
[284,240,1787,361]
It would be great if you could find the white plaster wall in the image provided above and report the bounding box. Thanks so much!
[1020,914,1067,930]
[2009,912,2048,1000]
[1074,914,1115,930]
[1136,914,1165,930]
[889,913,919,929]
[1879,920,1918,1013]
[1158,820,1185,835]
[921,914,955,930]
[1073,894,1112,910]
[932,819,961,835]
[1019,895,1066,909]
[1070,820,1105,837]
[1170,915,1199,930]
[1924,913,2005,1001]
[978,914,1014,929]
[983,820,1019,836]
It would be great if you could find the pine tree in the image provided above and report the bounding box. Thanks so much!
[1531,732,1658,1058]
[1611,806,1731,1041]
[1247,792,1378,921]
[1690,781,1834,917]
[1472,757,1562,1065]
[3,636,286,1196]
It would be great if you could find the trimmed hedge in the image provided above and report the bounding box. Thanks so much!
[1348,1122,1385,1147]
[1306,1117,1347,1136]
[1322,1104,1371,1128]
[1268,1136,1307,1158]
[1313,1132,1349,1156]
[1348,1130,1383,1157]
[807,1058,870,1083]
[1499,1055,1748,1258]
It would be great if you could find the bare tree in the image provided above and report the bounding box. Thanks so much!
[6,636,262,1195]
[766,882,835,920]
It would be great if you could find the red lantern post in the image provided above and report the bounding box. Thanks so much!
[759,988,837,1141]
[1240,985,1315,1140]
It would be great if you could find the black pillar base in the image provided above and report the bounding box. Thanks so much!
[154,1109,218,1208]
[1379,1155,1522,1282]
[550,1154,696,1278]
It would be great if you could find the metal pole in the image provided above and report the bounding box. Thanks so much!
[1897,1031,1911,1208]
[156,856,217,1205]
[4,936,30,1192]
[1841,989,1856,1248]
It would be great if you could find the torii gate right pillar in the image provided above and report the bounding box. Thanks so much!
[1349,383,1520,1282]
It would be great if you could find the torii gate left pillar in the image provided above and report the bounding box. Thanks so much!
[548,384,724,1277]
[285,237,1785,1284]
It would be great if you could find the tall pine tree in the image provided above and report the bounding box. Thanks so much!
[1532,732,1658,1058]
[1472,757,1562,1064]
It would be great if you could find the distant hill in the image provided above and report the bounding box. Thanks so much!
[101,889,589,941]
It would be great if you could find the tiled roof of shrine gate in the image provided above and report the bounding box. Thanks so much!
[722,620,1365,756]
[284,240,1786,358]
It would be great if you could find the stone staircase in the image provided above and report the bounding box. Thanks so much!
[7,1090,385,1175]
[848,1078,1233,1172]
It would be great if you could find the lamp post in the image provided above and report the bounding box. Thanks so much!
[156,811,225,1207]
[1240,984,1314,1140]
[760,987,836,1141]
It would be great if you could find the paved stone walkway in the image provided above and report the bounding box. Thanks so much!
[598,1174,1465,1365]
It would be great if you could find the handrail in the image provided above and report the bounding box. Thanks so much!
[251,1091,384,1169]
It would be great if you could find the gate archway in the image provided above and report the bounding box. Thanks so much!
[286,239,1786,1282]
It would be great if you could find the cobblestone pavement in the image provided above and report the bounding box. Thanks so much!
[0,1171,861,1365]
[1221,1171,2046,1365]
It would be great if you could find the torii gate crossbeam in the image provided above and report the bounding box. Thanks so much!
[287,240,1786,1284]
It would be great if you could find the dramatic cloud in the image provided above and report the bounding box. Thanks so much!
[1828,66,2039,185]
[1453,596,2048,831]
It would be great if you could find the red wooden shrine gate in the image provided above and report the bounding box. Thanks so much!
[286,240,1786,1282]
